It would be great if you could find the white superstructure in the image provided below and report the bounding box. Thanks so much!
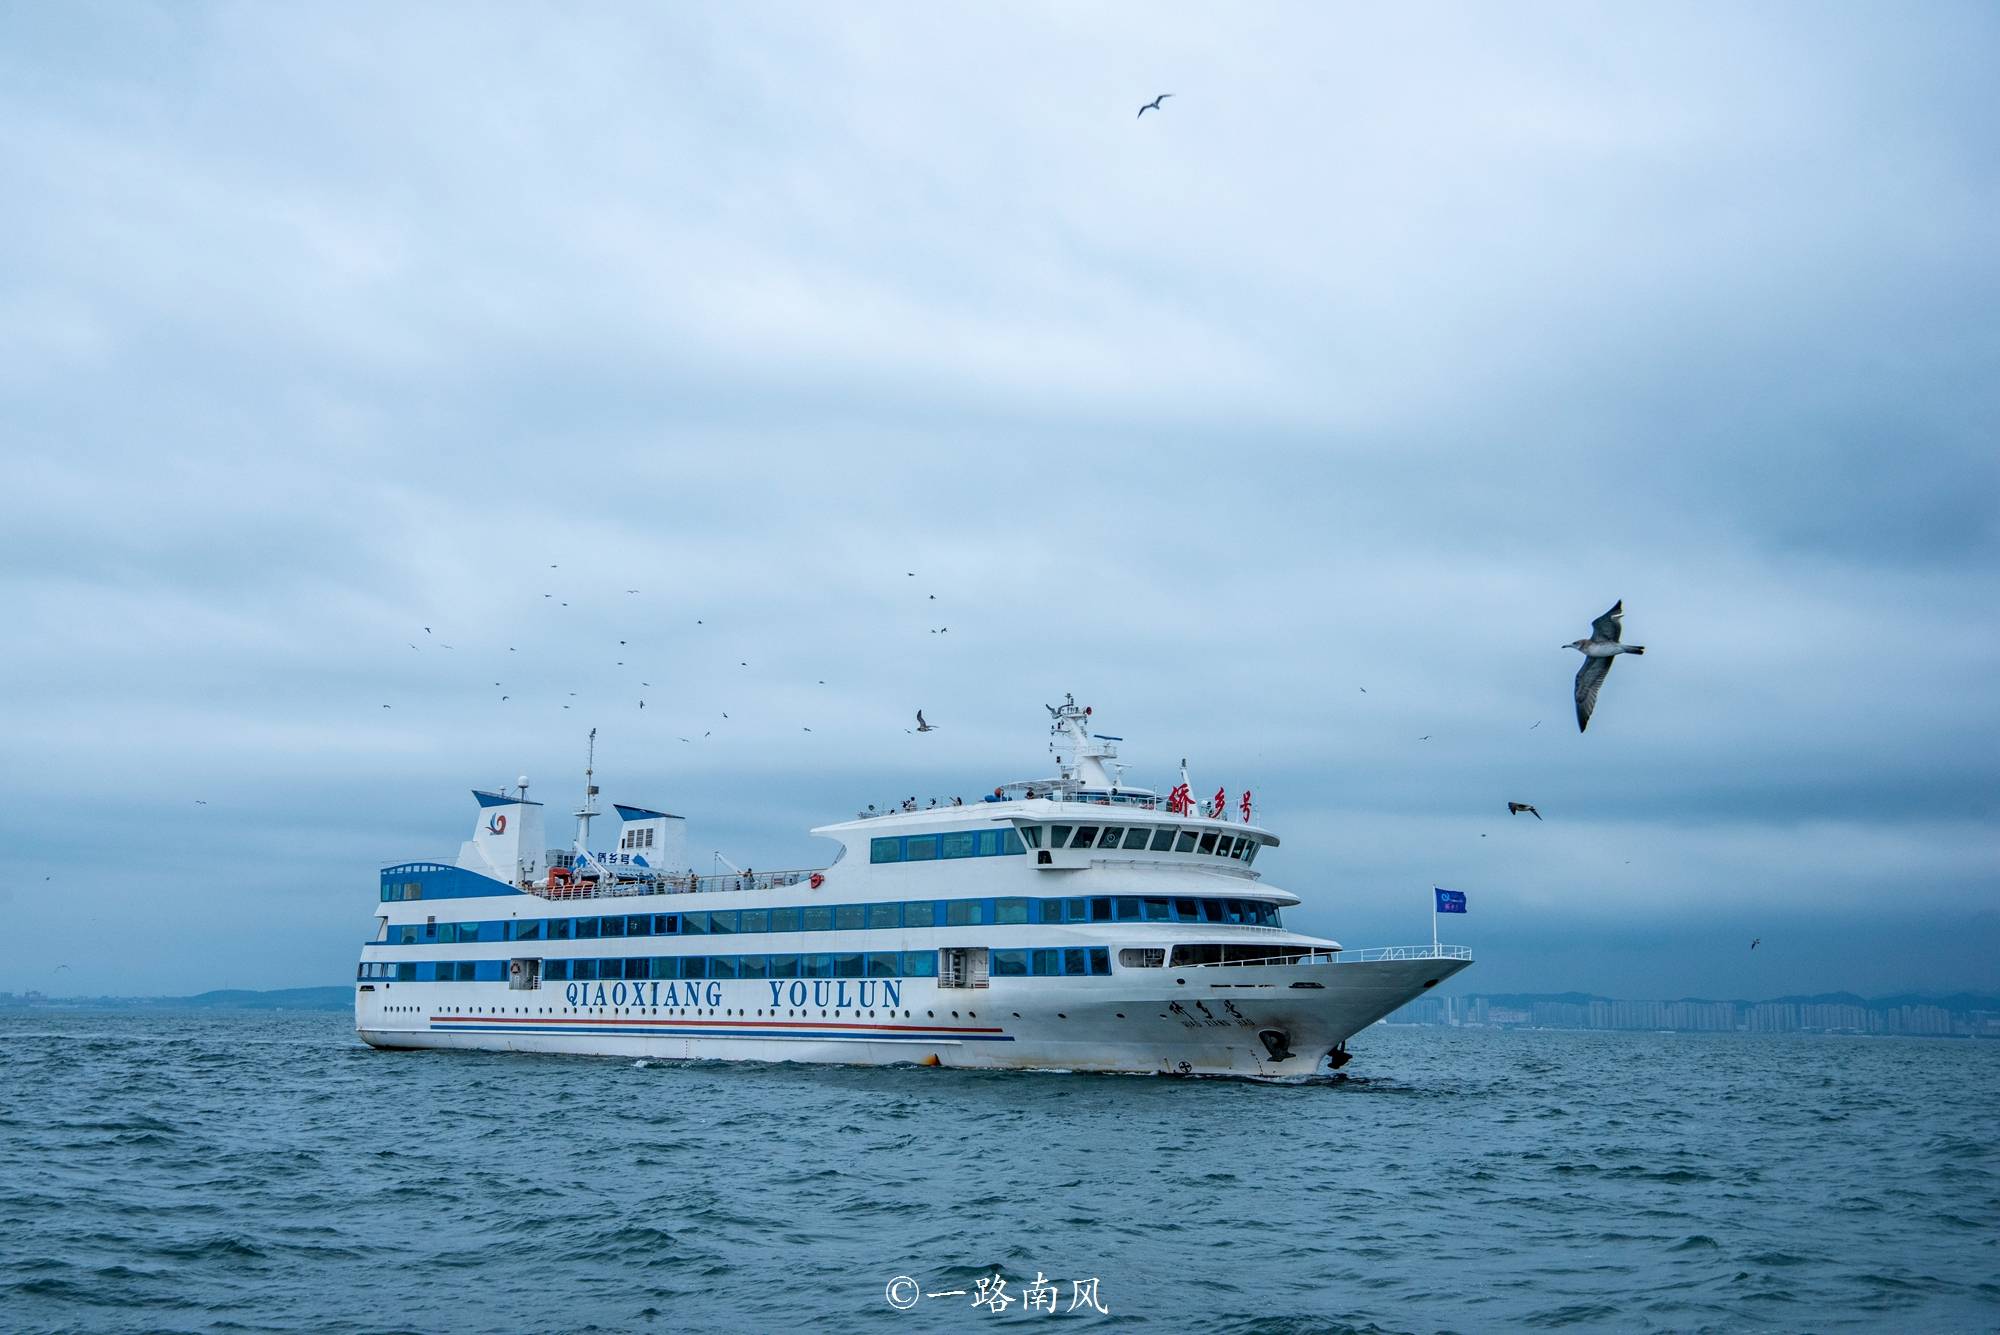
[354,698,1472,1077]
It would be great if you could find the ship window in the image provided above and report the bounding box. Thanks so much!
[1119,948,1166,968]
[769,954,799,978]
[682,912,708,936]
[945,899,984,927]
[1089,897,1112,923]
[833,952,864,978]
[992,949,1029,977]
[1066,897,1087,922]
[600,917,625,939]
[1071,827,1099,849]
[576,917,600,940]
[1243,844,1259,865]
[769,906,802,932]
[1231,838,1249,860]
[902,901,935,928]
[802,906,833,932]
[834,904,864,931]
[626,915,651,936]
[1050,825,1074,848]
[1032,948,1061,976]
[1089,948,1111,976]
[1143,897,1171,921]
[739,954,768,980]
[396,962,417,981]
[1174,831,1197,852]
[1020,826,1042,849]
[710,911,738,935]
[548,918,572,940]
[941,831,976,859]
[1122,828,1150,850]
[1201,899,1224,923]
[1001,828,1025,855]
[1097,827,1122,848]
[1037,899,1064,924]
[512,919,542,941]
[902,950,937,977]
[905,836,940,861]
[994,898,1030,925]
[1062,948,1090,976]
[543,960,569,981]
[1198,832,1219,855]
[571,960,596,981]
[711,956,738,980]
[1149,829,1175,852]
[740,909,769,934]
[648,957,676,979]
[866,902,899,930]
[803,953,834,978]
[870,837,903,864]
[1114,897,1141,921]
[867,951,898,978]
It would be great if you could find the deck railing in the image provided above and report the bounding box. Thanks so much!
[528,868,825,901]
[1176,944,1472,968]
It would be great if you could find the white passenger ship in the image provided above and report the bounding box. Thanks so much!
[355,698,1472,1077]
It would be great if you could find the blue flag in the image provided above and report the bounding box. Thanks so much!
[1434,887,1467,914]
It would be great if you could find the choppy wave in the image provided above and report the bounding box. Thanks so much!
[1,1013,1996,1332]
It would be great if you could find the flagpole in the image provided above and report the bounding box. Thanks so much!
[1431,887,1438,954]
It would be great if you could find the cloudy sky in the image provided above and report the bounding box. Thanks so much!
[4,3,1995,1000]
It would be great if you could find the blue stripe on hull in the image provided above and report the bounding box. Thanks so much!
[428,1024,1013,1042]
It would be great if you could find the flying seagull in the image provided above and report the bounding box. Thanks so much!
[916,710,937,732]
[1507,802,1542,820]
[1567,600,1645,732]
[1750,938,1760,950]
[1137,93,1172,118]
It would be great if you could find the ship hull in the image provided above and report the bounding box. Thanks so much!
[355,956,1468,1077]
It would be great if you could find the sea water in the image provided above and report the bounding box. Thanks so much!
[2,1011,1994,1333]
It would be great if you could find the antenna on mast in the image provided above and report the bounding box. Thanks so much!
[574,728,601,859]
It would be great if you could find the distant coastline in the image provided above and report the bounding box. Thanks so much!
[0,986,352,1012]
[1389,991,2000,1038]
[4,986,1996,1035]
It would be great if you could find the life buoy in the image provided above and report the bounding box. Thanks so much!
[809,872,824,890]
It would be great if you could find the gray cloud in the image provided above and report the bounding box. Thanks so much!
[3,3,1995,996]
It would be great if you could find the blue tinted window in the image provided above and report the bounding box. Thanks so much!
[769,954,800,978]
[1115,897,1141,922]
[992,949,1029,977]
[1032,948,1061,976]
[651,956,679,979]
[1089,948,1111,977]
[548,918,572,940]
[975,829,1002,856]
[576,917,600,940]
[681,956,708,980]
[682,912,708,936]
[396,962,417,981]
[803,905,833,932]
[710,911,738,935]
[573,960,597,981]
[995,898,1030,925]
[626,915,652,937]
[654,914,678,935]
[870,837,903,864]
[867,902,899,930]
[1062,949,1091,976]
[1142,898,1170,921]
[599,916,625,938]
[834,952,864,978]
[740,909,769,934]
[1037,899,1064,925]
[941,832,976,859]
[804,953,834,979]
[834,905,864,931]
[1090,898,1113,923]
[903,901,936,928]
[711,956,738,980]
[769,906,803,932]
[905,836,940,861]
[544,959,569,981]
[867,951,899,978]
[739,954,768,980]
[1001,828,1025,855]
[902,951,937,977]
[945,899,983,926]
